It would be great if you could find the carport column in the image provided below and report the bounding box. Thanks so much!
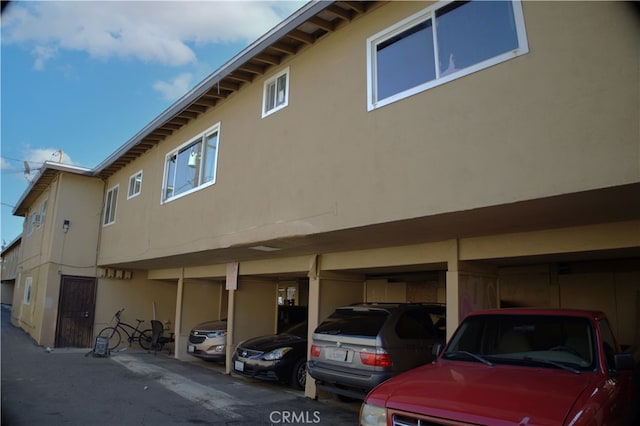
[304,255,320,399]
[445,240,460,341]
[225,287,236,375]
[174,268,184,359]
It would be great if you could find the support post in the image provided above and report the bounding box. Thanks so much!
[305,255,320,399]
[174,268,184,359]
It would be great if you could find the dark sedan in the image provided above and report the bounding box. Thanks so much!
[232,321,308,390]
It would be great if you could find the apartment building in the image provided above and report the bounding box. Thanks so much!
[1,236,21,305]
[11,163,103,347]
[9,0,639,399]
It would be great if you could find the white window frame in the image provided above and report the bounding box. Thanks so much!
[161,123,220,204]
[103,184,119,226]
[127,170,143,199]
[262,67,290,118]
[366,0,529,111]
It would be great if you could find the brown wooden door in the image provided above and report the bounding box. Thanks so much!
[55,276,97,348]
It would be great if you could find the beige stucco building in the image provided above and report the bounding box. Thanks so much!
[9,0,639,400]
[1,236,21,305]
[11,163,104,347]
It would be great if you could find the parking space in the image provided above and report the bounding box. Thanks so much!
[92,229,639,407]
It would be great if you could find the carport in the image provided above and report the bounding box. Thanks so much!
[111,213,638,401]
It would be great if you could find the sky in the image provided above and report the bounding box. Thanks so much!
[1,0,306,247]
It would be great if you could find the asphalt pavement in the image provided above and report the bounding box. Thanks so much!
[1,305,359,425]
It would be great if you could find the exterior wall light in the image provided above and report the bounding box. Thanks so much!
[63,220,70,233]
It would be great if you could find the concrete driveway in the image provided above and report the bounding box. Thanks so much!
[1,305,359,425]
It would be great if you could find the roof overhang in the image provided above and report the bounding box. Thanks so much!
[1,234,21,256]
[13,162,93,217]
[94,1,380,179]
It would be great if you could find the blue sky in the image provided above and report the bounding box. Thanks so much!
[1,0,306,246]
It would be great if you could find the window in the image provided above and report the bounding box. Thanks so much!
[262,67,289,117]
[26,201,46,236]
[315,308,389,337]
[396,309,435,339]
[103,185,119,226]
[27,211,39,236]
[367,0,528,110]
[23,276,32,305]
[128,170,143,199]
[40,199,47,227]
[162,124,220,203]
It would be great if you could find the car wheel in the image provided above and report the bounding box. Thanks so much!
[290,358,307,390]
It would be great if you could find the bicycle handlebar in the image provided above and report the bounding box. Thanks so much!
[115,308,125,319]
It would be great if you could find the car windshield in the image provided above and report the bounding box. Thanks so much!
[315,308,389,337]
[443,314,597,372]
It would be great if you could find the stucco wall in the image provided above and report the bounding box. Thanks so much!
[499,260,640,347]
[12,173,104,346]
[181,279,226,334]
[96,1,639,267]
[233,279,277,347]
[93,271,177,339]
[318,276,363,321]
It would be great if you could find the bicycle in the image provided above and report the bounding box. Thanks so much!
[97,309,153,351]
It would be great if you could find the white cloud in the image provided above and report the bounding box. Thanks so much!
[2,1,306,69]
[32,45,58,71]
[0,157,12,171]
[153,73,195,100]
[0,148,73,180]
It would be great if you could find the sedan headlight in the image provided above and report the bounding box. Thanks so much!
[360,403,386,426]
[262,347,292,361]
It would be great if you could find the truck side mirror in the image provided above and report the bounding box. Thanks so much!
[432,343,443,357]
[613,352,634,371]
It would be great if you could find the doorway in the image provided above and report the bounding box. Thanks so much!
[55,275,97,347]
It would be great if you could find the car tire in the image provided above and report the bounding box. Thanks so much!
[290,358,307,390]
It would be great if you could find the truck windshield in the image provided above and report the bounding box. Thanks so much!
[443,314,596,371]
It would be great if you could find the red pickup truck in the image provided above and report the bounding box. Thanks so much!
[360,308,637,426]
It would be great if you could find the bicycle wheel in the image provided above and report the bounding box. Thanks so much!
[97,327,122,351]
[138,329,153,350]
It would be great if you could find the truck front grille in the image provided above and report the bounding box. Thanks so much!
[390,409,477,426]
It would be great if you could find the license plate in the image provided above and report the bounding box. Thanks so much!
[326,347,348,362]
[234,360,244,372]
[188,345,195,353]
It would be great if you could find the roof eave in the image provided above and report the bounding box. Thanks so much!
[12,161,93,217]
[94,0,333,176]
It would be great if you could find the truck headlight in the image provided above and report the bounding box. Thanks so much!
[360,403,386,426]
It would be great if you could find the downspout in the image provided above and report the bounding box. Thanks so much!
[91,178,108,341]
[94,179,107,278]
[42,174,65,345]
